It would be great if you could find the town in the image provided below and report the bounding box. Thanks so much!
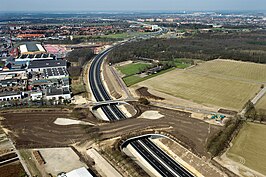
[0,7,266,177]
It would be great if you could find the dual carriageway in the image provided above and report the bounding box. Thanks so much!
[88,42,194,177]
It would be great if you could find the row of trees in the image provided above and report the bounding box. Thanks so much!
[245,100,266,123]
[108,31,266,64]
[66,48,95,78]
[207,117,243,157]
[207,99,266,157]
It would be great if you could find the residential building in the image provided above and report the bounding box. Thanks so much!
[45,87,71,101]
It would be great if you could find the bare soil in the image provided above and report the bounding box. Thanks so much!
[103,60,123,99]
[0,111,93,148]
[0,162,26,177]
[136,87,164,100]
[0,103,221,158]
[218,109,238,116]
[98,103,222,157]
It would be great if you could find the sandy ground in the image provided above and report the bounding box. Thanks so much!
[215,153,265,177]
[0,133,13,155]
[72,95,88,105]
[118,104,133,118]
[54,118,94,126]
[191,112,208,120]
[157,138,226,177]
[87,148,122,177]
[103,61,126,99]
[39,147,87,176]
[138,110,164,120]
[151,138,204,177]
[96,107,111,121]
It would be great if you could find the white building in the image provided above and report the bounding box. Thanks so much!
[0,92,21,102]
[58,167,93,177]
[30,92,43,101]
[46,87,71,101]
[151,25,160,31]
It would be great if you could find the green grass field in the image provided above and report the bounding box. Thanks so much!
[137,59,263,110]
[173,58,192,69]
[123,68,174,86]
[118,59,192,87]
[117,62,150,76]
[227,123,266,175]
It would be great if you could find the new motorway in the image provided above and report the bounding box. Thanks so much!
[89,47,126,121]
[88,45,194,176]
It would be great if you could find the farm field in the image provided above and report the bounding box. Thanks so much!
[136,59,263,110]
[227,123,266,176]
[191,59,266,83]
[256,95,266,113]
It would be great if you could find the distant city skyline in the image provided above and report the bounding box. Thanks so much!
[1,0,266,12]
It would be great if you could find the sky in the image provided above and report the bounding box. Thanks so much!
[1,0,266,12]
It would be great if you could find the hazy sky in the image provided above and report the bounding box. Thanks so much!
[1,0,265,12]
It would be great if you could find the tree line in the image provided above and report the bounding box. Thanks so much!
[108,31,266,64]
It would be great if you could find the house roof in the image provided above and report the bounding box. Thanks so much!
[46,87,63,96]
[46,87,70,96]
